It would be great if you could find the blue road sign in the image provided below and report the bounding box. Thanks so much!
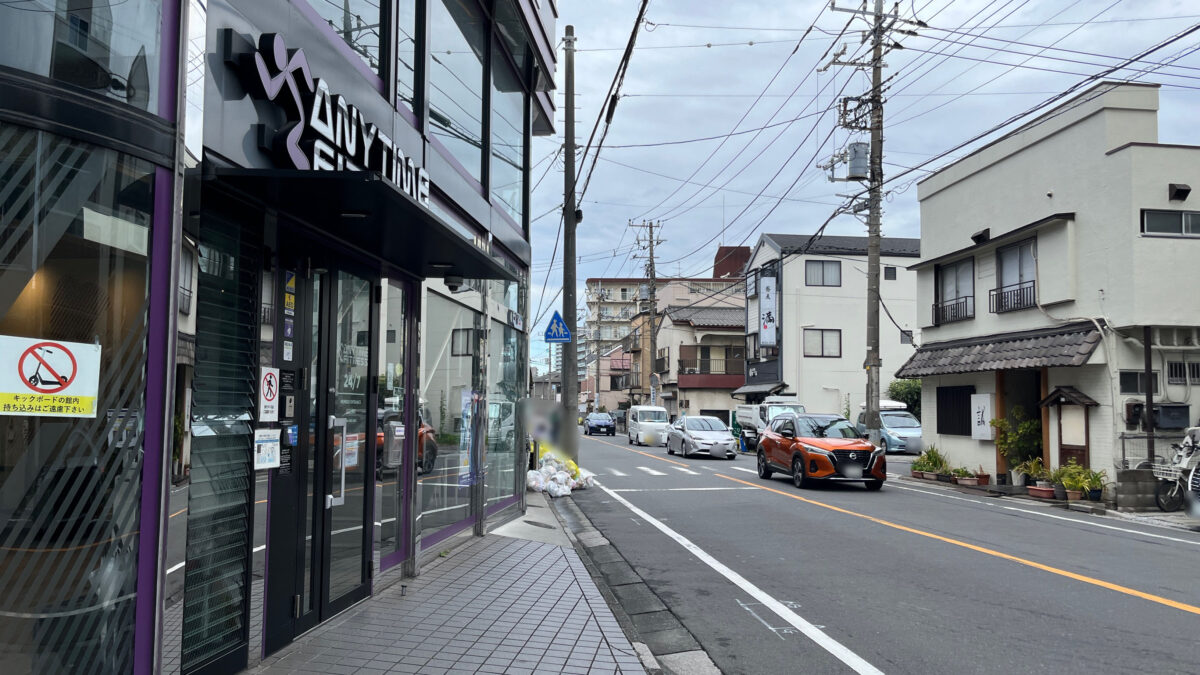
[544,311,572,343]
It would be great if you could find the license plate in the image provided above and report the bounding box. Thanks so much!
[841,464,864,479]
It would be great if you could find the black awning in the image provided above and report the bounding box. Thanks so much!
[1039,386,1099,408]
[895,321,1101,378]
[208,167,515,281]
[731,382,785,397]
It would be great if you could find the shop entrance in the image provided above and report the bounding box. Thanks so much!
[264,239,377,653]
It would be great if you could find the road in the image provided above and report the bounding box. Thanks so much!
[570,432,1200,674]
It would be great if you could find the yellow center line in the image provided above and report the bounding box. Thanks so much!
[588,435,690,468]
[716,473,1200,617]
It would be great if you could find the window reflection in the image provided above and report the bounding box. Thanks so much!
[429,0,485,181]
[306,0,382,73]
[0,0,162,113]
[491,52,525,223]
[396,1,417,109]
[376,279,407,559]
[0,122,152,673]
[485,321,523,507]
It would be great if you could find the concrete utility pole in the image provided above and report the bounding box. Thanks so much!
[824,0,892,446]
[562,25,579,461]
[630,220,662,405]
[864,0,885,446]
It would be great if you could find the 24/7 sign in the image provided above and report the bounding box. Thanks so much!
[0,335,102,418]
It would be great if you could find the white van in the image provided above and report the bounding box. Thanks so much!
[627,405,670,446]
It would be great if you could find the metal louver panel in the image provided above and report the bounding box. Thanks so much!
[180,218,259,673]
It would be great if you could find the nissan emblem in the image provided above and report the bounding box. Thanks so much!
[849,452,857,460]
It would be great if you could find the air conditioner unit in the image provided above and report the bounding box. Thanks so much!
[685,368,699,374]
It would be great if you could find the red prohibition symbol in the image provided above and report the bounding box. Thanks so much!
[19,342,78,394]
[262,371,279,402]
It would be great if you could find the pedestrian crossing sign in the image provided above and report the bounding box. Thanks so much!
[544,311,572,343]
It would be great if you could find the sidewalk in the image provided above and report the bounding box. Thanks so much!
[251,494,646,675]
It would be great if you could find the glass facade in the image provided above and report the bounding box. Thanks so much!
[396,1,418,109]
[429,0,486,181]
[0,122,153,673]
[306,0,383,74]
[376,279,409,559]
[418,289,483,538]
[0,0,163,114]
[491,50,526,224]
[485,321,522,507]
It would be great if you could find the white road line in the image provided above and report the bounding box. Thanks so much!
[637,466,668,476]
[729,466,757,474]
[892,482,1200,547]
[597,483,883,675]
[673,466,700,475]
[607,469,629,477]
[611,487,759,492]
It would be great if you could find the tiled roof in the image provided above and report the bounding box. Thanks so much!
[664,305,745,329]
[894,321,1102,378]
[763,234,921,258]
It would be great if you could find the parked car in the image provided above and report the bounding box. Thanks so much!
[667,416,738,459]
[584,412,615,436]
[855,400,922,453]
[627,405,669,446]
[757,413,885,490]
[376,407,439,476]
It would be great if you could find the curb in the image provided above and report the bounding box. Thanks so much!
[548,495,721,675]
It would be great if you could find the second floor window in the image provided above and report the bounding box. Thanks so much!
[803,329,841,358]
[1143,209,1200,237]
[805,260,841,287]
[451,328,472,356]
[992,239,1036,312]
[934,258,974,324]
[309,0,382,73]
[429,0,486,182]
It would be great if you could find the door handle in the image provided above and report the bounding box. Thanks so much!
[325,494,333,509]
[328,414,337,429]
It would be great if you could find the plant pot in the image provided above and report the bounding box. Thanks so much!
[996,473,1008,486]
[1036,480,1051,489]
[922,471,939,480]
[1012,472,1027,487]
[1065,489,1082,501]
[1027,485,1056,499]
[975,474,990,486]
[910,469,922,478]
[936,473,952,483]
[1088,488,1102,501]
[957,476,980,486]
[1053,483,1066,500]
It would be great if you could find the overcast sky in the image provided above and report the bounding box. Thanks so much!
[526,0,1200,370]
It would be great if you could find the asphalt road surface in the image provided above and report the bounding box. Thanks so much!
[571,432,1200,675]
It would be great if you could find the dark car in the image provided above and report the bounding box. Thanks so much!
[584,412,615,436]
[756,413,885,490]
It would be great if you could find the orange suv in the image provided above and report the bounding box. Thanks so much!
[756,413,885,491]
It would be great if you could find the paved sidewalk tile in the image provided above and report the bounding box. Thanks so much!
[250,535,644,674]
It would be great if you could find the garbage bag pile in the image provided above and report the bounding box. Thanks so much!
[526,444,596,498]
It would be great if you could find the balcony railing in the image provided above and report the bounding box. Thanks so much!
[932,296,974,325]
[677,359,745,375]
[654,356,668,373]
[989,280,1036,313]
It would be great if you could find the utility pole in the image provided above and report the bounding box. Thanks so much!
[824,0,899,447]
[865,0,885,447]
[630,220,663,405]
[561,25,579,461]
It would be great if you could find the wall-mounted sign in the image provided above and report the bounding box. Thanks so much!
[259,366,280,422]
[971,393,995,441]
[237,33,431,205]
[758,275,777,347]
[0,335,102,418]
[254,428,282,470]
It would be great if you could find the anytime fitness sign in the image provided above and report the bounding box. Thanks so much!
[241,33,431,205]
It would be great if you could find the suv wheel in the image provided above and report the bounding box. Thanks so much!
[865,479,884,491]
[792,455,810,489]
[757,451,773,479]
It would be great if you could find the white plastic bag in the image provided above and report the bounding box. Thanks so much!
[554,470,572,486]
[546,481,571,498]
[526,470,546,492]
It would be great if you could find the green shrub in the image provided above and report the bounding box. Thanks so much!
[886,379,922,419]
[951,467,974,478]
[991,405,1042,467]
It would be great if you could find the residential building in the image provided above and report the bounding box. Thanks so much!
[656,306,747,424]
[581,344,633,412]
[897,82,1200,483]
[740,234,921,414]
[0,0,556,672]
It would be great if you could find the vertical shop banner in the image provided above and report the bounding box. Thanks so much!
[758,275,777,347]
[0,335,102,417]
[259,366,280,422]
[971,394,995,440]
[457,390,476,485]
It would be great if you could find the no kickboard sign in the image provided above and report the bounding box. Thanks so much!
[0,335,101,418]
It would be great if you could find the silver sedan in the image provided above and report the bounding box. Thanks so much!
[667,416,738,459]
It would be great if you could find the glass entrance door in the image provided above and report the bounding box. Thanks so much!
[276,248,375,641]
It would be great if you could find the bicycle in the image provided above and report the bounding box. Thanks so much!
[1152,441,1199,512]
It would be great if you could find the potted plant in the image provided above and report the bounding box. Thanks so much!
[915,447,948,480]
[1062,470,1089,501]
[953,466,978,486]
[974,465,991,486]
[991,406,1042,487]
[1048,465,1067,500]
[910,455,928,478]
[1085,469,1107,501]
